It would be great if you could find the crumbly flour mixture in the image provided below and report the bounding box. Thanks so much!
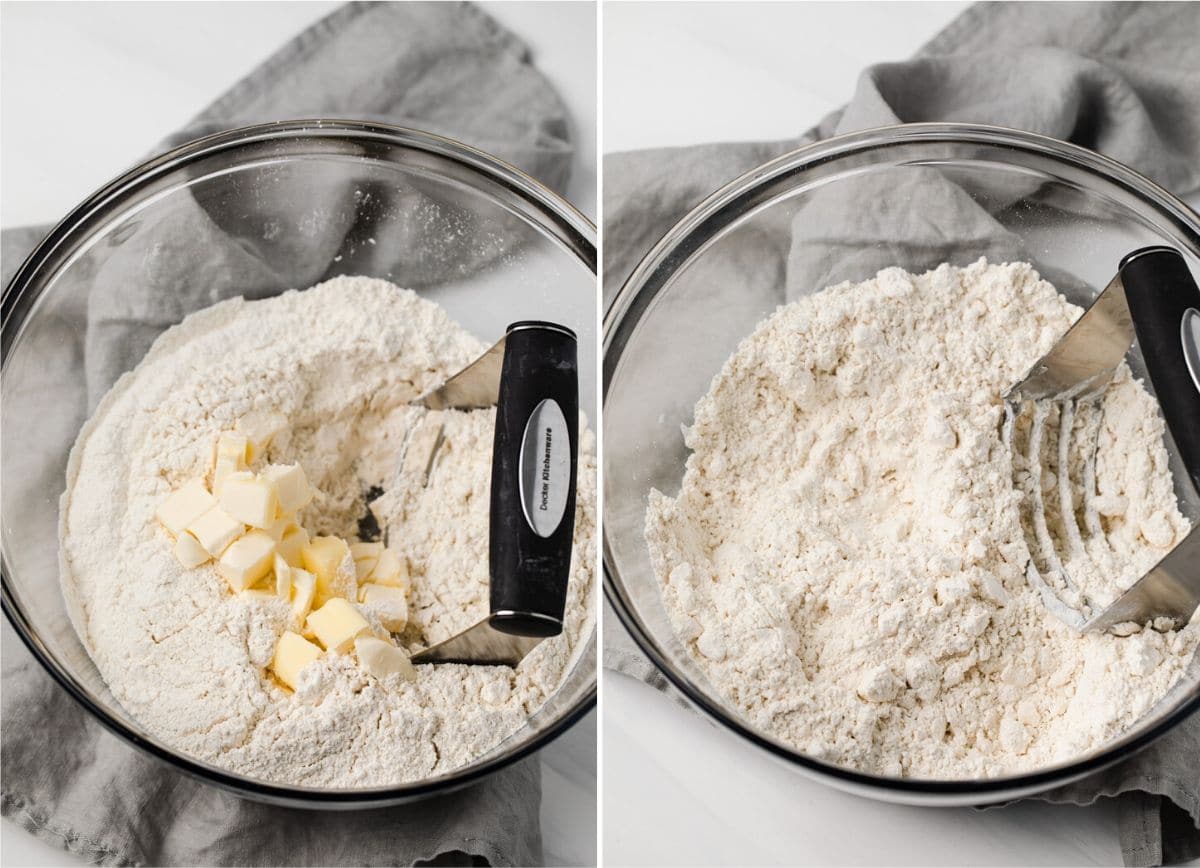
[646,259,1199,779]
[60,276,596,787]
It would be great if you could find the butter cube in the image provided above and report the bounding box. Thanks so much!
[156,479,215,535]
[277,525,310,568]
[261,464,313,513]
[290,568,317,624]
[216,431,250,463]
[173,531,211,569]
[359,583,408,632]
[187,506,244,557]
[212,455,242,495]
[273,554,292,598]
[237,411,287,463]
[265,512,296,542]
[271,630,322,691]
[370,548,410,591]
[218,472,278,529]
[305,598,370,653]
[354,635,416,682]
[351,541,383,582]
[217,530,275,592]
[301,536,354,600]
[355,556,379,582]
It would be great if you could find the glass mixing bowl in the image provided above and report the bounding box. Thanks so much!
[2,120,596,808]
[604,123,1200,806]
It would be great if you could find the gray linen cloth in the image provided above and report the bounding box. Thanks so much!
[2,2,577,865]
[603,3,1200,865]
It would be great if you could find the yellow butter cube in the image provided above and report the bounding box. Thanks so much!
[217,530,275,592]
[350,541,383,561]
[370,548,410,591]
[290,568,317,625]
[173,531,211,569]
[187,506,244,557]
[355,557,378,582]
[305,598,370,653]
[261,463,313,513]
[277,525,310,568]
[354,635,416,682]
[273,554,292,598]
[359,583,408,632]
[302,536,354,600]
[237,411,287,463]
[156,479,215,535]
[271,630,322,691]
[218,472,278,529]
[216,431,250,462]
[264,512,295,542]
[212,455,242,495]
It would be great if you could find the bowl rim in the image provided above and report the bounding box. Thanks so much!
[2,118,597,808]
[602,120,1200,801]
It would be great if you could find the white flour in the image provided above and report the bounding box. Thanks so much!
[60,276,596,787]
[646,260,1199,779]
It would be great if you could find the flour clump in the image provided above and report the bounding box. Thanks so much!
[645,259,1199,779]
[60,276,596,787]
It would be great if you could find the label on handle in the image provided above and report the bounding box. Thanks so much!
[1183,308,1200,394]
[518,398,571,538]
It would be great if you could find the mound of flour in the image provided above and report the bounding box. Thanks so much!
[646,259,1199,779]
[60,276,595,787]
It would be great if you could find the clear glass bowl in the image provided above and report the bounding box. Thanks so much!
[2,120,596,808]
[603,123,1200,805]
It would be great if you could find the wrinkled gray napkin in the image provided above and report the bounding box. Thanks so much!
[2,2,576,865]
[603,3,1200,866]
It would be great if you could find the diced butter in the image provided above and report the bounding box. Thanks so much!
[217,530,275,592]
[273,554,292,598]
[277,525,310,568]
[370,548,410,591]
[355,556,379,582]
[218,472,278,529]
[237,411,287,463]
[351,541,383,582]
[212,455,242,495]
[265,512,296,542]
[290,568,317,625]
[271,630,322,691]
[261,463,313,513]
[156,479,215,535]
[216,431,250,462]
[359,583,408,631]
[350,541,383,561]
[173,531,211,569]
[187,506,244,557]
[305,598,370,653]
[354,635,416,682]
[301,536,353,600]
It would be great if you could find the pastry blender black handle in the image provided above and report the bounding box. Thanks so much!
[488,321,578,638]
[1120,247,1200,491]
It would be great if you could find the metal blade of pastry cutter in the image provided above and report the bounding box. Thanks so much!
[1006,270,1134,403]
[409,619,543,666]
[403,333,549,666]
[1004,256,1200,631]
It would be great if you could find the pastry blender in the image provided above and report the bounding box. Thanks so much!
[383,322,578,665]
[1003,247,1200,632]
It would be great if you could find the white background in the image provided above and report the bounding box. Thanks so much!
[0,3,595,866]
[602,3,1195,867]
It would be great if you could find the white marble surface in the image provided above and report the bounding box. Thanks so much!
[601,3,1191,866]
[0,3,596,866]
